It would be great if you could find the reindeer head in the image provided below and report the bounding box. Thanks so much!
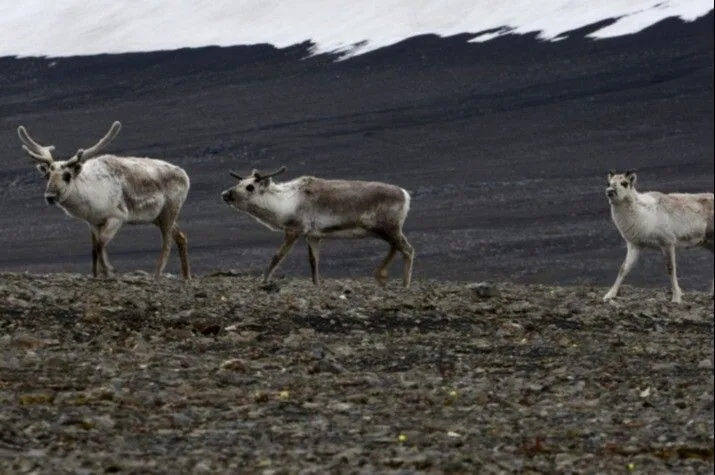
[18,122,122,205]
[221,166,287,211]
[606,169,637,204]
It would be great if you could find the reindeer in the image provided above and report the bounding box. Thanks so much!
[603,169,714,303]
[17,121,191,280]
[220,167,414,287]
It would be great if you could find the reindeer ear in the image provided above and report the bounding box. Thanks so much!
[608,169,616,178]
[627,172,637,186]
[36,164,49,178]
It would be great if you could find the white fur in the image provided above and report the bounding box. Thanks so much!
[19,122,191,279]
[604,172,714,303]
[50,156,187,226]
[221,171,414,287]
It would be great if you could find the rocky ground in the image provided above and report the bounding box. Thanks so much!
[0,271,713,473]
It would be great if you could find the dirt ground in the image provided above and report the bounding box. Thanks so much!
[0,271,713,473]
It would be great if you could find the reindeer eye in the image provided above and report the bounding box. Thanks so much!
[620,181,628,187]
[62,171,72,183]
[246,184,255,192]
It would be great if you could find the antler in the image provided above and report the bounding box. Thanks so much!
[17,126,55,165]
[66,121,122,166]
[255,166,287,181]
[230,166,286,182]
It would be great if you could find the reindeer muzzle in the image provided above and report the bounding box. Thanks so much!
[45,193,58,205]
[606,187,616,199]
[221,190,233,203]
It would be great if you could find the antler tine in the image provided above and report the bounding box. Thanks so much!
[17,126,45,150]
[229,171,243,180]
[17,126,55,164]
[64,149,85,168]
[257,166,287,181]
[78,121,122,162]
[21,145,55,163]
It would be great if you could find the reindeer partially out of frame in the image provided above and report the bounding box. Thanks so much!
[604,169,713,303]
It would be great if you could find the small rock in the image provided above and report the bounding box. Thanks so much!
[92,415,116,430]
[467,282,497,298]
[570,381,586,394]
[289,298,308,311]
[554,452,578,470]
[329,344,354,357]
[169,309,195,321]
[553,307,572,317]
[6,296,30,308]
[283,332,305,349]
[194,322,221,336]
[9,333,56,350]
[697,359,713,370]
[220,358,248,372]
[193,460,213,472]
[121,270,151,283]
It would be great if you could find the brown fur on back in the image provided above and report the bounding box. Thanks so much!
[297,177,407,225]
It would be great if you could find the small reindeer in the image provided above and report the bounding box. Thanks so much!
[18,121,191,280]
[221,167,414,287]
[603,169,714,303]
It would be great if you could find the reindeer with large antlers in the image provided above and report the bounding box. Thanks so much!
[17,121,191,280]
[221,166,415,287]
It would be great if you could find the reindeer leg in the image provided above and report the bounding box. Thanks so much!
[172,225,191,280]
[153,226,173,280]
[90,229,100,278]
[396,232,415,288]
[604,243,639,301]
[375,246,397,287]
[263,232,299,283]
[306,236,321,286]
[97,218,122,278]
[663,245,683,303]
[153,205,184,280]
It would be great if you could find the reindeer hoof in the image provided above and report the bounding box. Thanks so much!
[374,273,388,287]
[603,287,620,301]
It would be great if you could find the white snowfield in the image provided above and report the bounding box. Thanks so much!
[1,0,712,58]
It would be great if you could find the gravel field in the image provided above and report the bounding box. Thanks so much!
[1,272,713,473]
